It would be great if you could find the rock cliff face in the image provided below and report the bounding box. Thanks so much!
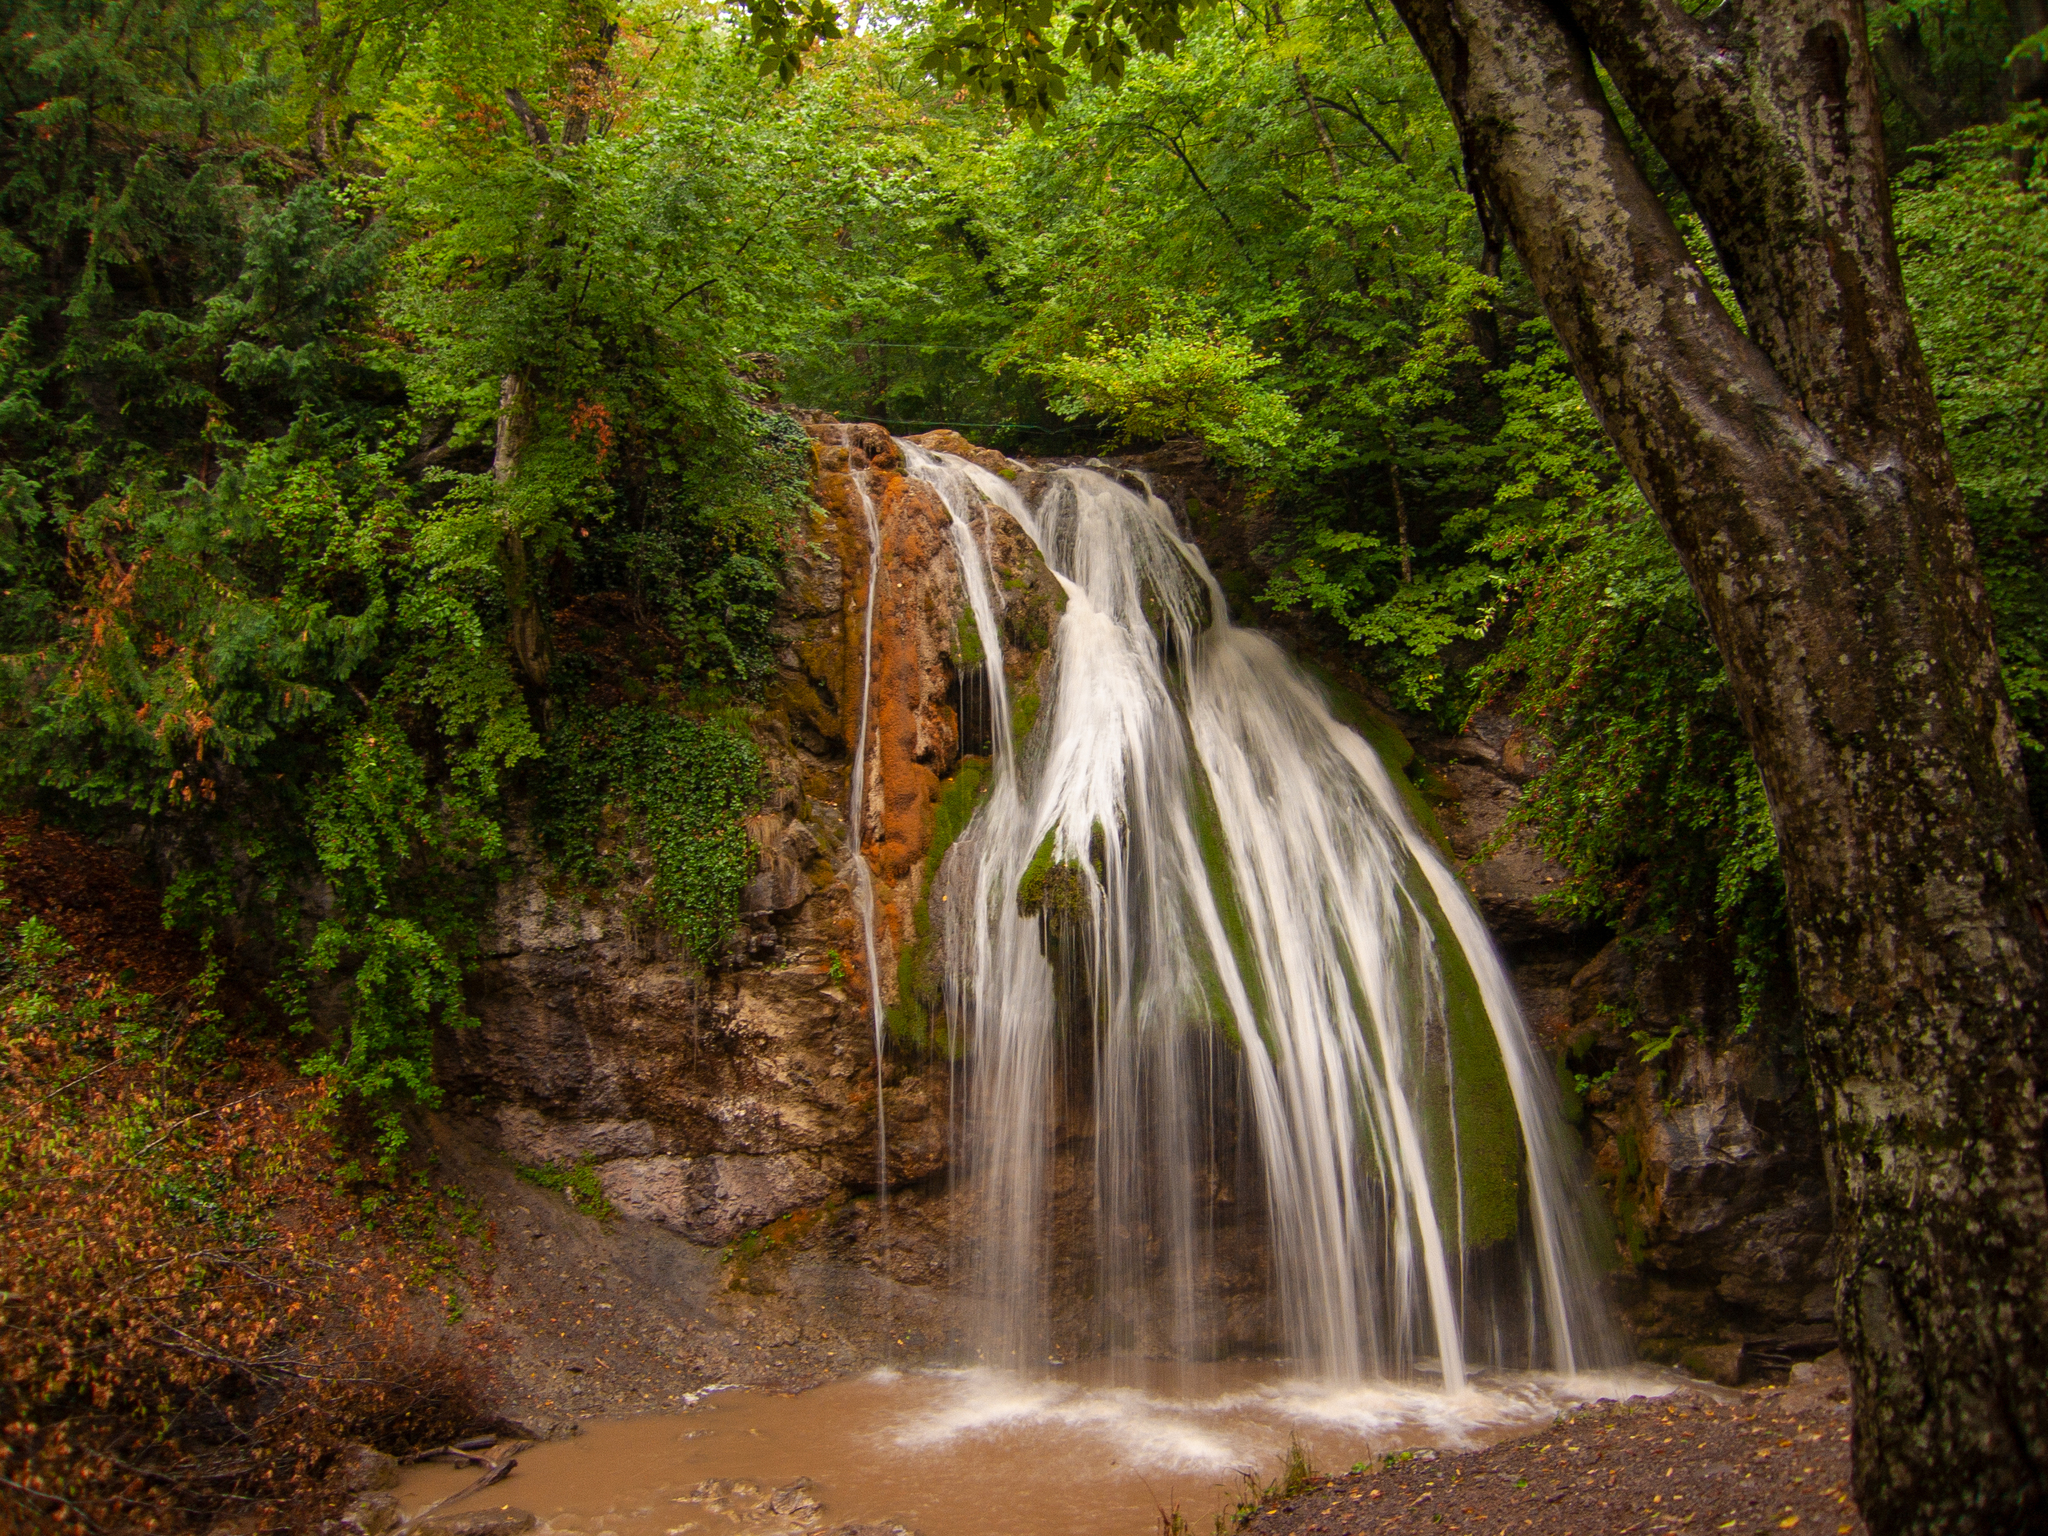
[1417,681,1837,1376]
[438,423,1836,1389]
[435,423,1061,1377]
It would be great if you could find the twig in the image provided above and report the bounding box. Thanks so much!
[392,1443,531,1533]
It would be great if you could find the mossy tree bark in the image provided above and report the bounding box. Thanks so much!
[1386,1,2048,1529]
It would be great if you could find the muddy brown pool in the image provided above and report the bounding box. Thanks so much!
[396,1364,1672,1536]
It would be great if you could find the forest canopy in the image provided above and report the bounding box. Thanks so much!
[0,0,2041,1138]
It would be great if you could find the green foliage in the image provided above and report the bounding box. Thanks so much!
[1037,303,1309,484]
[1466,322,1786,1025]
[538,705,763,963]
[0,1,817,1159]
[5,0,2042,1174]
[1893,108,2048,834]
[514,1155,616,1221]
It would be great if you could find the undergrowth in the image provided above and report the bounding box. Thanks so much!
[1209,1436,1318,1534]
[537,704,764,962]
[0,824,489,1534]
[514,1156,617,1223]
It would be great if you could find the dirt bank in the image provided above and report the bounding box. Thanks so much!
[1234,1361,1861,1536]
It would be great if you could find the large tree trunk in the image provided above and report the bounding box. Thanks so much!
[1386,1,2048,1529]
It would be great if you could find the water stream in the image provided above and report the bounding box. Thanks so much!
[838,428,891,1201]
[892,447,1623,1386]
[395,1363,1665,1536]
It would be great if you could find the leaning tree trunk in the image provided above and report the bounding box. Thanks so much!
[1387,1,2048,1530]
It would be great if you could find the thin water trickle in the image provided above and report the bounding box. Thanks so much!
[838,429,891,1205]
[889,449,1625,1387]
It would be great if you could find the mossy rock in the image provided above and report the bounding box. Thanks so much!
[955,605,987,670]
[1010,687,1042,747]
[887,897,955,1055]
[926,757,990,882]
[1017,827,1089,920]
[1415,886,1525,1251]
[1185,761,1266,1054]
[1297,659,1455,858]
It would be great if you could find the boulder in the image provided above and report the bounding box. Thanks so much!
[1680,1341,1747,1385]
[597,1152,835,1245]
[332,1446,399,1494]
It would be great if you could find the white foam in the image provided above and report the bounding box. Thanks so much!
[877,1366,1676,1477]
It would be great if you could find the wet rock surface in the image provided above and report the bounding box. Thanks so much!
[413,1509,538,1536]
[1239,1365,1862,1536]
[1563,940,1838,1362]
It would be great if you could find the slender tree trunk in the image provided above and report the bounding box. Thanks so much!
[1294,58,1347,187]
[1389,457,1411,584]
[2012,0,2048,104]
[1389,2,2048,1529]
[493,373,552,701]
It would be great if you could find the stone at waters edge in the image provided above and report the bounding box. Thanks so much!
[336,1446,401,1494]
[411,1509,538,1536]
[1680,1340,1747,1385]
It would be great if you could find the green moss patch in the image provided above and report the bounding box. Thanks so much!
[1017,826,1089,919]
[1298,660,1454,858]
[886,758,991,1056]
[513,1155,616,1224]
[1421,889,1524,1250]
[955,605,987,669]
[1010,686,1042,746]
[927,757,991,882]
[886,895,953,1054]
[1186,762,1267,1053]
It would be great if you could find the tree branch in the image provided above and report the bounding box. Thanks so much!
[503,87,550,147]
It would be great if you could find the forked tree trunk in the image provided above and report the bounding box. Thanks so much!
[1386,1,2048,1529]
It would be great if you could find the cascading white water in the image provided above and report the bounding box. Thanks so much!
[892,443,1623,1389]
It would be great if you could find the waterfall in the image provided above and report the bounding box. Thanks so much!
[839,429,891,1197]
[891,444,1622,1389]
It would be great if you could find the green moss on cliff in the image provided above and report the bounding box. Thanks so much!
[1416,887,1524,1251]
[886,896,953,1055]
[1299,660,1454,858]
[1186,762,1267,1054]
[955,605,986,670]
[1010,686,1042,747]
[1017,826,1089,920]
[886,758,990,1056]
[927,757,990,881]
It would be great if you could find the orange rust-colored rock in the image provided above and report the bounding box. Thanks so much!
[785,419,1062,1044]
[868,475,958,880]
[903,428,1024,478]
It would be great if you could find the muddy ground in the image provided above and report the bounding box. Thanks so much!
[1235,1364,1862,1536]
[430,1123,960,1437]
